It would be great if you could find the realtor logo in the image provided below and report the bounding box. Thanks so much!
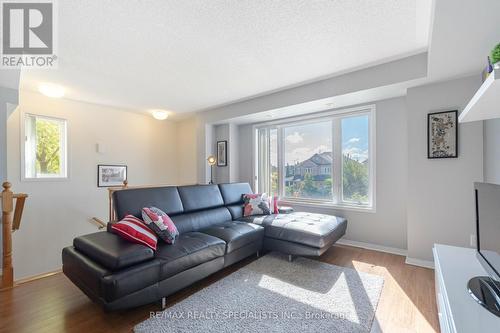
[1,0,57,68]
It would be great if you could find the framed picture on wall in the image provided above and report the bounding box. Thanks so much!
[97,165,127,187]
[427,110,458,159]
[217,141,227,166]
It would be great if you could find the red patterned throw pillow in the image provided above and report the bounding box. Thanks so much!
[243,193,272,217]
[141,207,179,244]
[111,215,158,250]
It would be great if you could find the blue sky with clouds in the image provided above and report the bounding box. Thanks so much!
[280,115,368,165]
[341,115,369,162]
[284,121,332,165]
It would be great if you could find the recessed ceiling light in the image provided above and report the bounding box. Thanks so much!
[38,83,65,98]
[151,109,169,120]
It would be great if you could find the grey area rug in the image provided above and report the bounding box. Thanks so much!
[135,253,384,333]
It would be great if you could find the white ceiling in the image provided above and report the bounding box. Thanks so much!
[19,0,431,115]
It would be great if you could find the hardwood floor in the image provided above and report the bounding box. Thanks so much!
[0,245,439,333]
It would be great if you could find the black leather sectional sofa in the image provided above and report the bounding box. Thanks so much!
[62,182,347,311]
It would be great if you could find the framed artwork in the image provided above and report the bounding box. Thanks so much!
[217,141,227,167]
[427,110,458,159]
[97,165,127,187]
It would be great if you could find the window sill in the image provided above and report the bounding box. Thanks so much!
[21,177,69,182]
[278,199,376,213]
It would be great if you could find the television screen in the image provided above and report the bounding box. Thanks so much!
[476,182,500,282]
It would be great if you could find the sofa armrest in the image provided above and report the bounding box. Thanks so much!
[73,231,154,271]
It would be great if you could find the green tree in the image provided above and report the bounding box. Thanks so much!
[323,177,333,197]
[342,155,368,203]
[36,120,61,174]
[302,172,316,196]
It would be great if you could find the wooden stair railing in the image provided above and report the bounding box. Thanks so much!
[108,180,128,222]
[91,217,107,230]
[1,182,28,290]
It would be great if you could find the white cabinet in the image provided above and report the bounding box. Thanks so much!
[433,244,500,333]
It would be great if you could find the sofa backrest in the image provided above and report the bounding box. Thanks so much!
[112,182,254,233]
[177,184,225,212]
[173,184,230,233]
[218,182,253,219]
[113,186,184,220]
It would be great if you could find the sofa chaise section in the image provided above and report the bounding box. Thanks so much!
[219,183,347,258]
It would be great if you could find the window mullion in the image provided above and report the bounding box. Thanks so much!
[26,116,35,178]
[277,127,284,198]
[333,119,342,204]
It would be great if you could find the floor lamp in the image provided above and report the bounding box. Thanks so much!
[207,155,216,184]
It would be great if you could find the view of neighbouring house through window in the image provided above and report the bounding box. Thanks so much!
[284,121,332,200]
[256,106,373,208]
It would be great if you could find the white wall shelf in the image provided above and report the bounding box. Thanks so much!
[459,67,500,123]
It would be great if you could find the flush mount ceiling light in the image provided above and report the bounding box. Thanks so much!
[38,83,65,98]
[151,109,169,120]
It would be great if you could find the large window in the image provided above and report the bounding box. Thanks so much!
[255,106,374,209]
[24,114,67,179]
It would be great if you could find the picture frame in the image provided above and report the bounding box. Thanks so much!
[217,141,227,167]
[97,164,127,187]
[427,110,458,159]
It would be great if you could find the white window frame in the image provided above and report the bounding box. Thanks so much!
[252,104,376,212]
[21,112,69,181]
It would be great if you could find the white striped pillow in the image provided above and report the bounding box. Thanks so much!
[112,215,157,250]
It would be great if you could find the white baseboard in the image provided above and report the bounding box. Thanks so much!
[336,239,408,256]
[335,239,435,269]
[405,257,434,269]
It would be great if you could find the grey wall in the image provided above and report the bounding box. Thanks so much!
[214,124,230,183]
[406,75,483,262]
[0,87,19,183]
[237,97,409,250]
[0,105,6,182]
[213,123,240,184]
[229,123,239,182]
[0,86,19,270]
[179,62,486,263]
[238,124,254,186]
[484,118,500,184]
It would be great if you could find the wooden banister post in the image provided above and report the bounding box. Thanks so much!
[1,182,14,289]
[108,180,128,222]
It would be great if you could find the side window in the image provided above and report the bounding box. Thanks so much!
[24,114,67,179]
